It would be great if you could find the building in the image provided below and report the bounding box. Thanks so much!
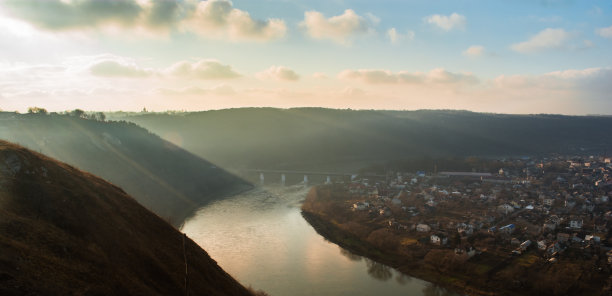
[416,224,431,232]
[430,234,448,245]
[499,224,516,234]
[569,219,583,229]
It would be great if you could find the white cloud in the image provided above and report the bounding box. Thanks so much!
[1,0,142,30]
[511,28,571,53]
[424,13,466,31]
[494,67,612,90]
[387,28,415,44]
[85,57,240,80]
[256,66,299,81]
[89,60,152,78]
[463,45,484,57]
[188,0,286,41]
[166,59,241,79]
[1,0,287,42]
[596,25,612,39]
[302,9,375,44]
[339,68,478,85]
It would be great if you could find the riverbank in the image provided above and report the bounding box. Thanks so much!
[301,211,495,296]
[301,185,610,296]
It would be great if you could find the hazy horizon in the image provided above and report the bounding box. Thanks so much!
[1,0,611,114]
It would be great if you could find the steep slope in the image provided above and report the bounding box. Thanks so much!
[0,112,251,226]
[110,108,612,170]
[0,140,253,296]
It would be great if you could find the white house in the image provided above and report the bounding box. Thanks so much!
[537,240,547,250]
[430,234,448,245]
[416,224,431,232]
[569,219,583,229]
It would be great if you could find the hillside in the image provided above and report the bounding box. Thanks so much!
[0,112,251,226]
[0,140,254,295]
[110,108,612,170]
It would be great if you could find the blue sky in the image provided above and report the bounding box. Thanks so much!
[0,0,611,114]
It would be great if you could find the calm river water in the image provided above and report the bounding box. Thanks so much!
[181,185,458,296]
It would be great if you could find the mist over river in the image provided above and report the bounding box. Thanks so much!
[182,185,457,296]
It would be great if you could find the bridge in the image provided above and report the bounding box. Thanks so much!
[242,169,386,186]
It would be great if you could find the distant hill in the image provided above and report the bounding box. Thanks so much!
[0,140,254,295]
[109,108,612,170]
[0,112,251,226]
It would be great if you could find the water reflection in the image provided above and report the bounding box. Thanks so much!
[366,259,393,281]
[395,273,412,285]
[338,247,362,262]
[182,185,459,296]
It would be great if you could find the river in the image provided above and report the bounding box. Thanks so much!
[181,185,458,296]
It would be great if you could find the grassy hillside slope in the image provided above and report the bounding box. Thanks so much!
[0,140,254,296]
[0,112,251,225]
[111,108,612,170]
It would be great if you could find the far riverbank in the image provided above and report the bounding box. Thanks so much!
[301,185,609,296]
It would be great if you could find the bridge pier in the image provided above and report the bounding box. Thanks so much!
[260,172,264,186]
[326,176,331,184]
[303,175,308,186]
[281,174,286,186]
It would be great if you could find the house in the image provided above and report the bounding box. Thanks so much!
[457,224,474,237]
[585,235,601,243]
[455,246,476,258]
[499,224,516,234]
[520,240,532,251]
[416,224,431,232]
[569,219,583,229]
[538,240,548,250]
[430,234,448,245]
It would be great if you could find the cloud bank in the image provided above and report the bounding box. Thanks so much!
[89,60,152,78]
[463,45,484,57]
[596,25,612,39]
[87,57,240,80]
[387,28,415,44]
[339,68,478,85]
[165,59,241,79]
[256,66,299,81]
[511,28,571,53]
[424,13,466,31]
[302,9,375,44]
[1,0,286,41]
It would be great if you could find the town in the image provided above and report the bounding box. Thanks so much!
[302,155,612,295]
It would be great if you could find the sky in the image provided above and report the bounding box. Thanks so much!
[0,0,611,114]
